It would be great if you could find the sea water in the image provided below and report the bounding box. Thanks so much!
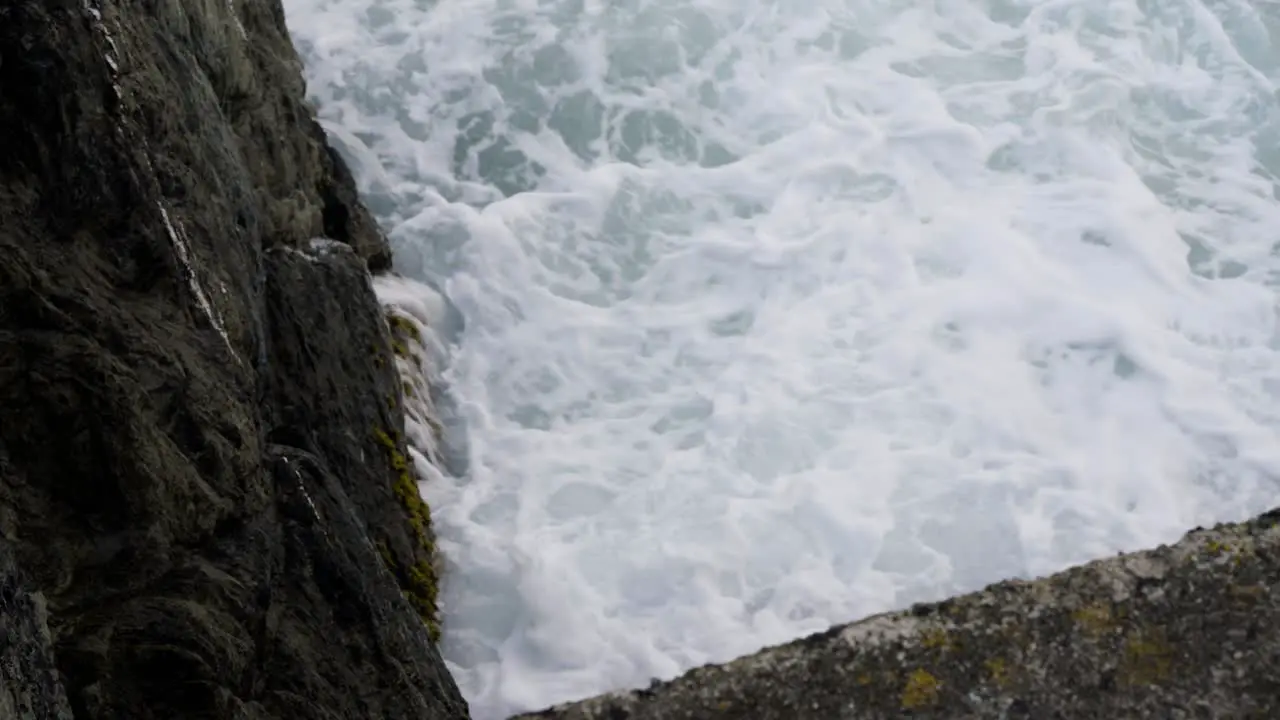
[281,0,1280,716]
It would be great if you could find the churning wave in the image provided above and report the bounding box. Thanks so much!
[283,0,1280,716]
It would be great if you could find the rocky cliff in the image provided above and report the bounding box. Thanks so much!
[6,2,1280,720]
[520,508,1280,719]
[0,1,467,717]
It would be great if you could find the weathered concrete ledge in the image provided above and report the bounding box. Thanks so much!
[519,508,1280,719]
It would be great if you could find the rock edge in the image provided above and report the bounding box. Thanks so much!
[518,508,1280,719]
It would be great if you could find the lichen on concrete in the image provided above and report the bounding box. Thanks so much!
[518,508,1280,719]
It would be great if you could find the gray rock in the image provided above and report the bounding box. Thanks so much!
[517,509,1280,719]
[0,0,466,718]
[0,542,75,720]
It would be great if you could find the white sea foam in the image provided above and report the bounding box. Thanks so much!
[283,0,1280,716]
[376,275,454,457]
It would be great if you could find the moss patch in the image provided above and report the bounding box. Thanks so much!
[1205,539,1233,555]
[385,310,421,360]
[373,309,446,641]
[920,627,954,652]
[1119,629,1174,687]
[1072,603,1115,637]
[376,540,395,569]
[373,426,441,641]
[387,312,423,342]
[900,668,940,709]
[984,657,1010,689]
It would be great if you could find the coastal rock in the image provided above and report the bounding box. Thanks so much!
[0,543,75,720]
[0,0,465,717]
[518,509,1280,719]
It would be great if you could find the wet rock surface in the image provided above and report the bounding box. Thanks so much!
[518,509,1280,719]
[1,544,75,720]
[0,1,466,718]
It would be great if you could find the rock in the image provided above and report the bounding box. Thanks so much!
[264,242,447,642]
[516,509,1280,719]
[0,1,466,718]
[0,542,75,720]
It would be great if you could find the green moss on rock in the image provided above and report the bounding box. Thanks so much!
[372,426,441,641]
[384,310,422,361]
[387,312,423,342]
[900,669,940,709]
[1119,629,1174,687]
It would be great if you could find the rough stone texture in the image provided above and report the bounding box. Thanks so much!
[0,1,466,718]
[1,542,75,720]
[519,509,1280,719]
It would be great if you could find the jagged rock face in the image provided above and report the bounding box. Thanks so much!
[0,546,75,720]
[0,1,467,718]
